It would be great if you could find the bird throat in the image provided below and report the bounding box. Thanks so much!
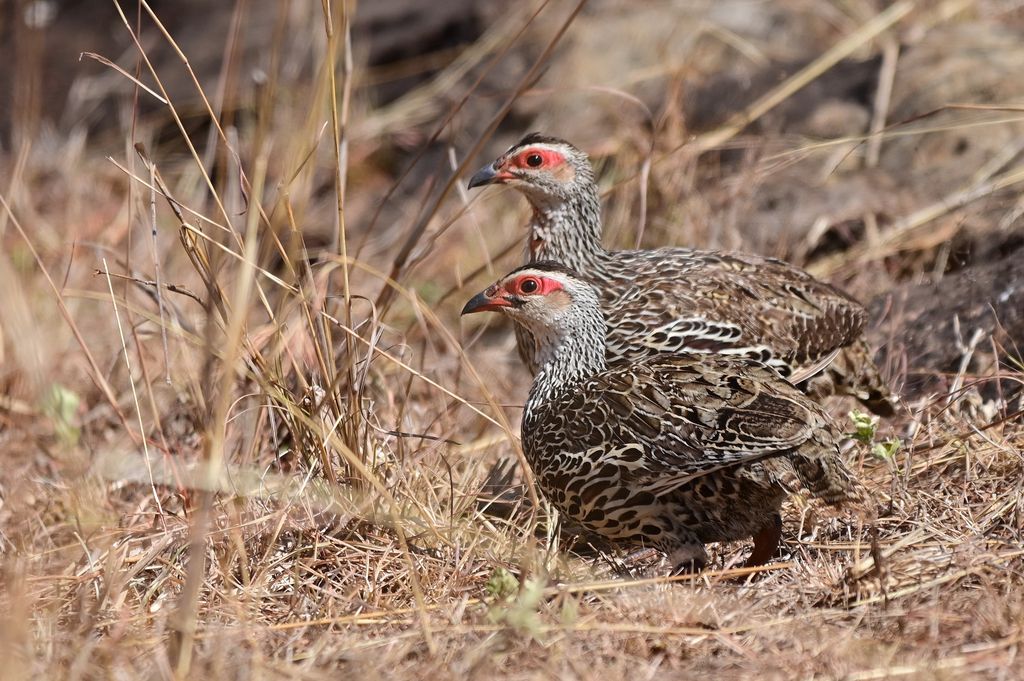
[526,302,608,404]
[527,202,603,270]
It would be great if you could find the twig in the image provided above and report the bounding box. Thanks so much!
[146,161,172,383]
[866,39,899,168]
[947,323,985,408]
[92,270,204,306]
[78,52,167,104]
[102,259,164,518]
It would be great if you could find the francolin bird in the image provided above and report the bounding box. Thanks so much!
[469,133,896,415]
[462,262,866,572]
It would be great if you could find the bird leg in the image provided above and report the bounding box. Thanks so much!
[744,513,783,567]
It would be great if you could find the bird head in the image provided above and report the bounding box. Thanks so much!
[461,261,594,332]
[467,133,593,204]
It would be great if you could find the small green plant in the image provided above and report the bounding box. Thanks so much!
[41,383,81,446]
[485,568,545,638]
[849,410,902,460]
[485,567,520,602]
[848,409,878,444]
[871,437,901,459]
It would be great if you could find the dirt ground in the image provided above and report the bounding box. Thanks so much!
[1,1,1023,679]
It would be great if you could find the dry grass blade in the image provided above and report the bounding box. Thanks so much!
[79,51,168,104]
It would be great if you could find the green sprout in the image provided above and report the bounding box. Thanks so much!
[871,437,901,460]
[485,567,520,602]
[848,409,878,444]
[41,383,81,446]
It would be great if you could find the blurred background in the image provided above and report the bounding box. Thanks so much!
[4,0,1023,398]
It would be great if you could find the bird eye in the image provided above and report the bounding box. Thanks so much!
[518,277,540,294]
[526,153,543,167]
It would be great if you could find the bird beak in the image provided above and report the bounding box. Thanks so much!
[467,162,510,189]
[461,290,511,315]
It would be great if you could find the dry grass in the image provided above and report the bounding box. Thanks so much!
[1,1,1023,679]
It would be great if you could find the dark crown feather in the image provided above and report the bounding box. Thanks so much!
[508,260,583,280]
[514,132,575,150]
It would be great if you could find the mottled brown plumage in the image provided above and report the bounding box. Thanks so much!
[469,134,896,415]
[463,264,865,571]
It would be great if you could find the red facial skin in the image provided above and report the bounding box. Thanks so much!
[491,148,566,181]
[509,148,565,171]
[505,274,564,297]
[464,275,564,313]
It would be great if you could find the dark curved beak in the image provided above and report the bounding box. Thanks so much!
[467,163,499,189]
[461,290,510,315]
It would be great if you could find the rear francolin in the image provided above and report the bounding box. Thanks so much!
[469,133,895,415]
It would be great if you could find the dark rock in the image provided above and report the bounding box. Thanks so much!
[869,246,1024,399]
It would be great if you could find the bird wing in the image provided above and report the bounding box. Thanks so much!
[601,250,867,377]
[786,347,841,384]
[539,355,824,498]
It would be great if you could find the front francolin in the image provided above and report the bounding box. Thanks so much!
[462,262,866,571]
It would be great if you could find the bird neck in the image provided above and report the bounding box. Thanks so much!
[525,304,607,409]
[523,182,605,270]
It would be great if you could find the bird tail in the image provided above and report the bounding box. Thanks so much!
[792,453,866,507]
[833,339,898,417]
[789,424,869,509]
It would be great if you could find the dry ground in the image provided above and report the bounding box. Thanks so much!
[1,1,1023,679]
